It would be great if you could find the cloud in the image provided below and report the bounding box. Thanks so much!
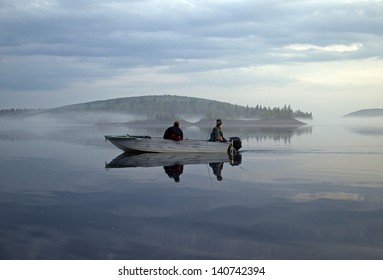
[0,0,382,111]
[285,43,364,53]
[2,0,380,59]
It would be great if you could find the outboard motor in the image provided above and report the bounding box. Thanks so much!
[229,137,242,151]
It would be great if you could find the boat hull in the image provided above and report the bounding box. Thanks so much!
[105,135,235,154]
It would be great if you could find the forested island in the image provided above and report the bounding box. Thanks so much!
[344,108,383,118]
[0,95,312,122]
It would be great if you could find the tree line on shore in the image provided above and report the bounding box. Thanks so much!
[0,95,313,120]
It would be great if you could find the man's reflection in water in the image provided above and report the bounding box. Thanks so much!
[163,164,184,183]
[209,162,224,181]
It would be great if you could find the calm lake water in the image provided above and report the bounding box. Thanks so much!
[1,117,383,260]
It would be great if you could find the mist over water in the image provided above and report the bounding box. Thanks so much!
[0,115,383,259]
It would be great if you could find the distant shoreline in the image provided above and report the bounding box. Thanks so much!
[97,118,307,128]
[344,108,383,118]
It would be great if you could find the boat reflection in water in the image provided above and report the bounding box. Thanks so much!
[106,152,242,182]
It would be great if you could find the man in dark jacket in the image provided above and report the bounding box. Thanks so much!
[163,121,183,141]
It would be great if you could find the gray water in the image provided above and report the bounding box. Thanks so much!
[1,117,382,259]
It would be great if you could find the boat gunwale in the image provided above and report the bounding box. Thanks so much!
[105,135,232,154]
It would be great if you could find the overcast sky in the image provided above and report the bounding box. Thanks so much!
[1,0,382,116]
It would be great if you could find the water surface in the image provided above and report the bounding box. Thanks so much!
[0,118,382,259]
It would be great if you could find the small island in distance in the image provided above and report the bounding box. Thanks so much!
[344,108,383,118]
[0,95,312,127]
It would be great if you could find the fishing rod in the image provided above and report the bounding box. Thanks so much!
[207,118,214,141]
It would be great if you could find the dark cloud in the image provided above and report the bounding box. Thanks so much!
[0,0,382,94]
[3,1,381,56]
